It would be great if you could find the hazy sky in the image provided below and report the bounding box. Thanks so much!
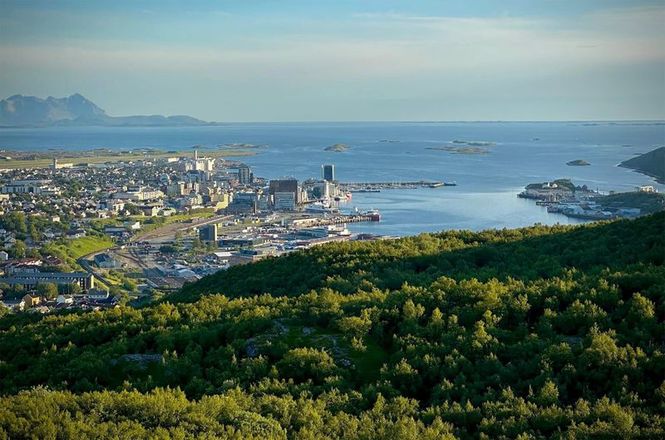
[1,0,664,121]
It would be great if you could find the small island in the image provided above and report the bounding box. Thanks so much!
[426,146,489,155]
[566,159,591,166]
[220,143,268,149]
[324,143,349,152]
[451,140,496,147]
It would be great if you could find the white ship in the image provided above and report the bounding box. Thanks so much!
[305,201,339,213]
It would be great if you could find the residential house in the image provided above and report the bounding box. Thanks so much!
[21,294,41,308]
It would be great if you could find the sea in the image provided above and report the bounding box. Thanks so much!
[1,122,663,236]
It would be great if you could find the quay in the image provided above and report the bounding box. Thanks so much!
[291,212,380,228]
[326,213,380,224]
[338,180,452,191]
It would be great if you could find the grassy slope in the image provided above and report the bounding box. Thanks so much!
[65,235,115,259]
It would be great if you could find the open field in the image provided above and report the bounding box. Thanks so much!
[54,235,115,260]
[40,234,115,270]
[0,149,255,170]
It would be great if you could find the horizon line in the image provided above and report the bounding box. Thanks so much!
[1,119,664,129]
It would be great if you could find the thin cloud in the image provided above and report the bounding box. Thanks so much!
[0,4,662,120]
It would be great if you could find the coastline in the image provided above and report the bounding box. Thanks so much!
[0,148,255,170]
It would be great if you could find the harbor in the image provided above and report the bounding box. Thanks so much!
[519,179,662,221]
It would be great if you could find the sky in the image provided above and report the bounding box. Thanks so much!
[0,0,664,122]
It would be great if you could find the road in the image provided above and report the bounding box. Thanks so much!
[75,214,234,292]
[77,252,113,287]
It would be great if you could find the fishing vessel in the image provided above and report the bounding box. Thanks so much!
[365,209,381,221]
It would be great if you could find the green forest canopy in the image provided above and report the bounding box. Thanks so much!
[0,213,663,439]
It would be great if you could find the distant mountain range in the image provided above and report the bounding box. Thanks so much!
[619,146,665,184]
[0,93,214,127]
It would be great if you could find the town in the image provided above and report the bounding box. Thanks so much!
[3,149,661,315]
[0,150,443,313]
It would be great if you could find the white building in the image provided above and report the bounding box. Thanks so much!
[113,188,164,201]
[1,180,56,195]
[123,221,141,231]
[274,192,297,211]
[56,294,74,305]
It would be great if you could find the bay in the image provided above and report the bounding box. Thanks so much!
[1,121,663,236]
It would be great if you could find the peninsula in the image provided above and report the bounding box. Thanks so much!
[619,147,665,183]
[0,147,253,170]
[519,178,663,220]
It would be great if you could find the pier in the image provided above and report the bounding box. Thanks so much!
[291,212,380,228]
[325,213,380,224]
[338,180,452,192]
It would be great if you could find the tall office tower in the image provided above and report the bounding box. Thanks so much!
[199,224,218,242]
[238,165,253,184]
[322,164,335,182]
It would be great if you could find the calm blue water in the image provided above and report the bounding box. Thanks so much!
[1,122,663,236]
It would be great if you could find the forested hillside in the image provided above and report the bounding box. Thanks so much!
[0,214,663,439]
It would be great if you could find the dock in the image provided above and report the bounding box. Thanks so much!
[291,212,380,228]
[338,180,452,192]
[308,213,380,226]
